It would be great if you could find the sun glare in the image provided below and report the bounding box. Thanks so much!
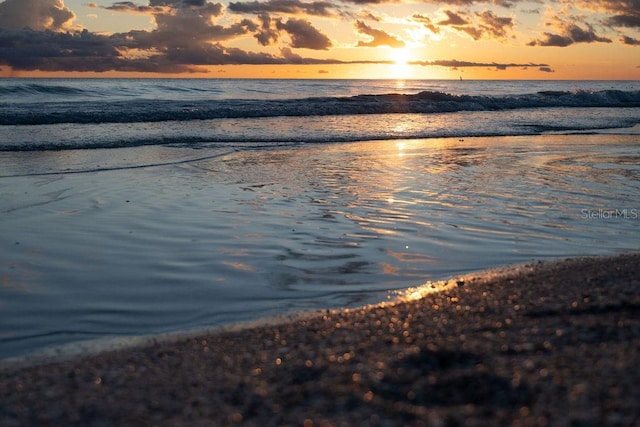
[393,48,411,66]
[390,47,414,79]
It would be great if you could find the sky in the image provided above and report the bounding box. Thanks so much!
[0,0,638,79]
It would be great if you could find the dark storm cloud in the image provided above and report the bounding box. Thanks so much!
[528,22,612,47]
[275,18,332,49]
[354,20,405,47]
[228,0,337,17]
[0,0,75,30]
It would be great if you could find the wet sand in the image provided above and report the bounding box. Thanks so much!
[1,253,639,426]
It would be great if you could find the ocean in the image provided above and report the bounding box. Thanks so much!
[1,78,639,360]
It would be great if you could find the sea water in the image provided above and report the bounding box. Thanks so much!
[1,79,639,359]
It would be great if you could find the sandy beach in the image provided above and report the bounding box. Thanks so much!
[1,252,638,426]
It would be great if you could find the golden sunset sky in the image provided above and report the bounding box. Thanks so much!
[0,0,638,79]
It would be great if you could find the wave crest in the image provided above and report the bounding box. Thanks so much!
[1,89,638,126]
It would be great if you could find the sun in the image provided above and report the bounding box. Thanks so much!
[393,47,412,66]
[390,47,414,80]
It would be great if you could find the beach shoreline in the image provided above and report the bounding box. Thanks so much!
[3,132,640,362]
[2,252,638,426]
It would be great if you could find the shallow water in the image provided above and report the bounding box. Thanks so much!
[2,79,638,150]
[1,133,639,359]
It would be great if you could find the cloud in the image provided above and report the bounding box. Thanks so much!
[275,18,332,49]
[621,35,640,45]
[0,0,75,31]
[124,18,254,52]
[438,10,513,40]
[228,0,337,17]
[538,66,554,72]
[0,0,335,72]
[151,6,234,42]
[437,10,469,26]
[457,26,482,40]
[361,11,382,22]
[528,22,612,46]
[435,9,514,40]
[338,0,386,5]
[148,0,213,6]
[254,14,280,45]
[354,20,405,47]
[92,1,169,14]
[0,21,552,74]
[342,0,523,5]
[6,0,635,76]
[476,10,513,38]
[568,24,612,43]
[606,14,640,29]
[163,43,276,65]
[412,59,550,70]
[412,13,440,34]
[280,46,302,61]
[0,27,135,72]
[528,33,572,47]
[102,0,333,52]
[570,0,640,29]
[103,0,253,54]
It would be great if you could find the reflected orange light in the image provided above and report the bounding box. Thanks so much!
[401,279,460,301]
[222,260,255,272]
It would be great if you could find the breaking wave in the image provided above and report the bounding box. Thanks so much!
[1,89,639,126]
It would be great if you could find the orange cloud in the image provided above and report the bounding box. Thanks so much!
[355,20,405,48]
